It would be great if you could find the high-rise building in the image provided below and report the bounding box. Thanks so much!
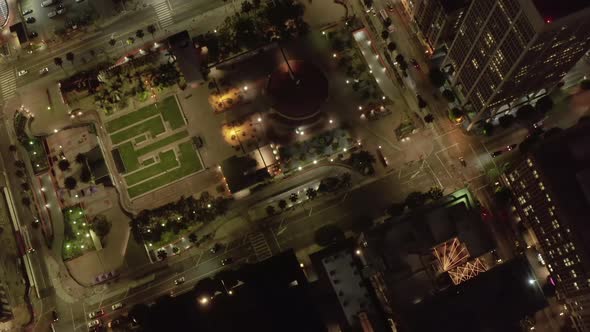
[503,121,590,331]
[443,0,590,127]
[413,0,471,51]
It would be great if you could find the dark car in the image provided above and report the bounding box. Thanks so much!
[108,319,122,328]
[409,58,420,70]
[52,310,59,322]
[221,257,233,266]
[25,17,35,24]
[28,31,38,39]
[491,144,517,158]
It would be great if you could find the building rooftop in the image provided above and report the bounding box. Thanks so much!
[139,250,326,332]
[220,154,271,193]
[403,257,548,332]
[532,0,590,20]
[168,30,204,85]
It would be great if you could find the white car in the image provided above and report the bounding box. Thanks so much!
[17,70,28,77]
[111,303,123,310]
[174,277,185,285]
[87,319,101,328]
[76,0,85,2]
[39,67,49,75]
[47,11,57,18]
[57,8,66,15]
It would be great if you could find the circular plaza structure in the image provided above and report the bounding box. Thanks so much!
[267,60,329,123]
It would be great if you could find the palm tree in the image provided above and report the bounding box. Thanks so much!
[241,0,253,13]
[381,30,389,40]
[266,205,276,216]
[108,38,116,47]
[136,29,145,40]
[65,52,75,64]
[9,145,16,152]
[387,42,397,52]
[278,199,287,210]
[64,176,77,190]
[424,114,435,123]
[289,193,298,203]
[54,57,63,68]
[75,153,87,164]
[305,187,317,200]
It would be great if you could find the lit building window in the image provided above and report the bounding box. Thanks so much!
[571,270,577,278]
[539,182,545,190]
[574,282,579,290]
[552,220,560,229]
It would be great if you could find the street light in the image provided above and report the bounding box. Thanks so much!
[199,297,209,305]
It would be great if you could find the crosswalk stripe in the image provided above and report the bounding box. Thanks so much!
[153,1,174,29]
[248,233,272,262]
[0,67,16,101]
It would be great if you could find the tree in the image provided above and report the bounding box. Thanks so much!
[241,0,253,13]
[172,247,179,254]
[428,67,446,88]
[64,176,77,190]
[127,37,135,45]
[535,95,553,114]
[21,182,30,191]
[266,205,276,216]
[384,17,392,27]
[449,108,463,121]
[580,79,590,90]
[136,29,145,40]
[442,89,455,102]
[75,153,87,164]
[108,38,116,47]
[498,114,515,128]
[305,187,318,200]
[428,187,444,200]
[147,24,157,39]
[405,191,427,209]
[8,145,16,152]
[15,170,24,178]
[65,52,75,64]
[157,249,168,260]
[314,224,344,246]
[278,199,287,210]
[381,30,389,40]
[423,114,435,123]
[14,160,25,168]
[350,150,376,174]
[91,215,111,238]
[289,192,299,203]
[363,0,373,8]
[387,202,405,216]
[21,196,31,207]
[252,0,261,9]
[387,42,397,52]
[58,159,70,171]
[54,57,63,68]
[516,104,541,128]
[188,233,198,244]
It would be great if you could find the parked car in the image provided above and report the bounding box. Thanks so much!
[17,70,28,77]
[111,302,123,310]
[47,11,57,18]
[25,17,35,23]
[39,67,49,76]
[174,277,185,285]
[87,319,101,328]
[22,9,33,16]
[76,0,85,2]
[491,144,517,158]
[87,309,104,319]
[221,257,233,266]
[409,58,420,70]
[108,319,122,328]
[41,0,56,7]
[52,310,59,322]
[376,147,389,167]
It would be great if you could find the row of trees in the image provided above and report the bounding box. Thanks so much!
[58,153,92,191]
[130,193,231,244]
[387,187,444,216]
[265,188,318,216]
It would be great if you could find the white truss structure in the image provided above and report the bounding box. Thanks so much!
[448,258,488,285]
[432,238,470,272]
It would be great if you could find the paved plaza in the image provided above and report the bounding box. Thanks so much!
[107,96,204,199]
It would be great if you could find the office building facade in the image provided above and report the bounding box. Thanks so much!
[443,0,590,127]
[413,0,471,51]
[503,122,590,331]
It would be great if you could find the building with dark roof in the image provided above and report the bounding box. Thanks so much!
[443,0,590,129]
[356,188,495,330]
[503,120,590,331]
[310,239,389,332]
[403,257,547,332]
[413,0,471,51]
[134,250,327,332]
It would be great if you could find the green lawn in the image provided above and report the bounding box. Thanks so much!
[127,142,203,198]
[62,206,95,260]
[106,105,160,133]
[110,116,165,145]
[160,97,186,130]
[124,150,179,186]
[118,142,140,172]
[136,130,189,156]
